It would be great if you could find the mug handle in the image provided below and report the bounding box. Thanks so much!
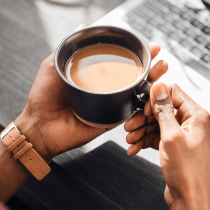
[135,80,152,110]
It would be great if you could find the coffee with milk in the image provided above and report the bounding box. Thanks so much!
[64,43,143,92]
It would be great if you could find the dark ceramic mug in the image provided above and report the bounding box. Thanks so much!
[55,26,152,128]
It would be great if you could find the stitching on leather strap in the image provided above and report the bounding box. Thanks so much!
[7,135,26,152]
[13,142,33,160]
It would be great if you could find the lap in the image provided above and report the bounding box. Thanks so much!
[7,141,168,210]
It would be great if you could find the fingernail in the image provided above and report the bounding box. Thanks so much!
[154,83,168,101]
[128,144,134,151]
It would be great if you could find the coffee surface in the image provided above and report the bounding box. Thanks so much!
[65,44,143,92]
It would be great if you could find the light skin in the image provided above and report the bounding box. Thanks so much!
[0,25,168,202]
[125,83,210,209]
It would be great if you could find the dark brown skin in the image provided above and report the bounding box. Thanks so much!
[125,83,210,209]
[0,24,168,202]
[14,42,167,161]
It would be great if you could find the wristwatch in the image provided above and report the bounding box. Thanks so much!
[0,122,51,180]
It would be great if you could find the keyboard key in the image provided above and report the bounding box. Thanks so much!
[124,16,138,25]
[150,5,162,14]
[180,39,194,50]
[168,32,182,42]
[166,3,174,9]
[172,20,186,31]
[170,5,182,14]
[133,7,140,14]
[158,0,173,8]
[191,47,204,57]
[142,28,154,39]
[205,43,210,51]
[163,14,175,22]
[132,24,139,31]
[180,11,193,22]
[135,5,148,13]
[136,12,150,21]
[135,10,147,19]
[133,23,144,32]
[202,26,210,35]
[160,1,173,8]
[148,18,160,26]
[201,54,210,63]
[190,18,205,30]
[128,12,138,20]
[194,35,207,45]
[158,24,172,35]
[136,6,153,18]
[157,9,168,17]
[123,12,139,23]
[143,2,161,14]
[184,28,197,38]
[154,15,163,22]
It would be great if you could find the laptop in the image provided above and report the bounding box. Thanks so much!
[93,0,210,113]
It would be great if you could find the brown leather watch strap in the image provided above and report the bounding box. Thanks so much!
[1,122,51,180]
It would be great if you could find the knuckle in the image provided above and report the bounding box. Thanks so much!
[126,135,129,143]
[126,133,133,144]
[124,123,130,132]
[201,109,210,122]
[162,130,182,145]
[40,58,55,69]
[168,83,179,90]
[48,60,55,69]
[40,59,47,67]
[196,109,210,124]
[154,104,173,115]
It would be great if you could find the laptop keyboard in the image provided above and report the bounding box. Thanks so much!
[123,0,210,79]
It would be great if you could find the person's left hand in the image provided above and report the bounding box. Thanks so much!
[15,25,168,160]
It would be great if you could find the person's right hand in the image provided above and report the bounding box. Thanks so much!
[126,83,210,209]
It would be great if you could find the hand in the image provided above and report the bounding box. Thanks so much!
[15,25,168,160]
[125,83,210,209]
[0,202,8,210]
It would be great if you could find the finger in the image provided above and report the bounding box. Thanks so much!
[168,83,203,125]
[0,202,8,210]
[127,140,144,156]
[150,83,180,138]
[124,112,156,132]
[75,24,86,31]
[141,132,160,150]
[126,123,159,144]
[144,98,153,117]
[148,60,168,83]
[127,132,160,156]
[149,42,161,60]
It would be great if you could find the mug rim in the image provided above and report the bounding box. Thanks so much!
[54,25,151,95]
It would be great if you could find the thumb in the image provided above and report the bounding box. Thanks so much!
[150,83,180,136]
